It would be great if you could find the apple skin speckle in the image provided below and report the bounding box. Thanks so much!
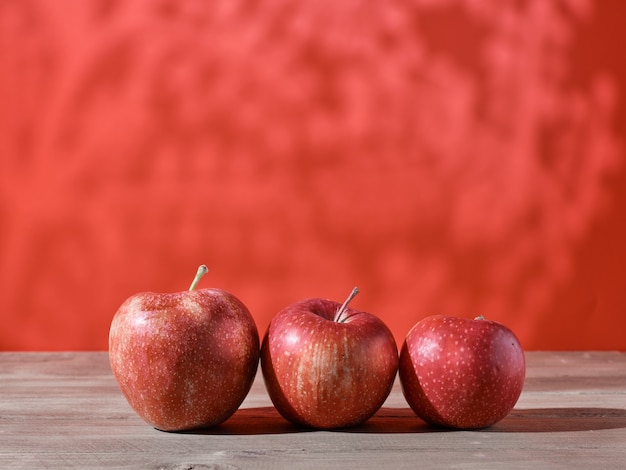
[399,315,525,430]
[260,297,398,430]
[109,288,259,432]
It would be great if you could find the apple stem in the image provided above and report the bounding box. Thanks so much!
[189,265,208,291]
[475,315,485,320]
[334,286,359,323]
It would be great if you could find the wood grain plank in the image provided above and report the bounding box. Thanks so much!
[1,352,625,469]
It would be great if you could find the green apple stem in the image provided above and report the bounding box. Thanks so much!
[334,286,359,323]
[189,265,208,291]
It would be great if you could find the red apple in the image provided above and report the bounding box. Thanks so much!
[399,315,525,429]
[261,287,398,429]
[109,265,260,431]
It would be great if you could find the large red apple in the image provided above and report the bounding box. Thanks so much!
[399,315,525,429]
[109,265,260,431]
[261,288,398,429]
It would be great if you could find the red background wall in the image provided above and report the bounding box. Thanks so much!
[1,0,625,351]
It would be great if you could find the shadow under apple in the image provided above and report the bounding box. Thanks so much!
[347,407,626,434]
[178,406,626,435]
[178,407,308,435]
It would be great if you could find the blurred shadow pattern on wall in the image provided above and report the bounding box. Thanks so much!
[0,0,624,350]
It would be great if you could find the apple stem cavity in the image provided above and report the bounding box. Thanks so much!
[189,265,209,291]
[334,287,359,323]
[475,315,485,321]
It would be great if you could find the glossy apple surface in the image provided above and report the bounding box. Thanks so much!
[109,266,259,431]
[261,288,398,429]
[399,315,525,429]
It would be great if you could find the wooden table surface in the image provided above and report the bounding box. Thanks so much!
[1,351,625,469]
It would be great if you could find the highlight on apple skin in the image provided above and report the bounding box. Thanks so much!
[108,265,260,432]
[399,314,526,430]
[260,287,399,430]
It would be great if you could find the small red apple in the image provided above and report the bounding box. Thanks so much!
[399,315,525,429]
[109,265,260,431]
[261,287,398,429]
